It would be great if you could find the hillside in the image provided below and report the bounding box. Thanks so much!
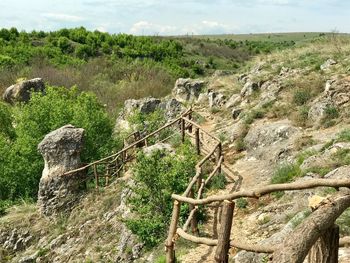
[1,33,350,263]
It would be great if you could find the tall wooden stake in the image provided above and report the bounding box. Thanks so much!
[215,200,234,263]
[166,201,181,263]
[216,142,222,174]
[308,224,339,263]
[195,128,200,155]
[189,189,199,235]
[181,119,185,143]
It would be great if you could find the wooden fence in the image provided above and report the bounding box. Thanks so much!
[62,107,350,263]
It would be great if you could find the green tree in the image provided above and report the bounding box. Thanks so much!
[126,143,197,247]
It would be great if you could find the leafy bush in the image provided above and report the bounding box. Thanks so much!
[126,143,197,248]
[208,173,227,190]
[293,89,311,105]
[0,86,117,204]
[236,198,248,209]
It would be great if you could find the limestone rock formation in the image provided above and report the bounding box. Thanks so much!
[172,78,205,102]
[124,97,161,116]
[37,125,86,216]
[3,78,45,104]
[244,120,299,150]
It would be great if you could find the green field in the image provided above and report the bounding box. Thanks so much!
[178,32,350,43]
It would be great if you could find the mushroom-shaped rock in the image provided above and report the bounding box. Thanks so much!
[37,125,86,216]
[3,78,45,104]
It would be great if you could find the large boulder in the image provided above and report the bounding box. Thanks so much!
[244,120,299,150]
[123,97,161,116]
[37,125,86,216]
[172,78,205,102]
[3,78,45,104]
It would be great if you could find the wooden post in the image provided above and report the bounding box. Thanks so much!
[197,167,202,191]
[215,200,235,263]
[189,189,199,236]
[195,128,200,155]
[216,142,222,174]
[166,201,181,263]
[188,112,193,133]
[181,119,185,143]
[93,164,99,190]
[307,224,339,263]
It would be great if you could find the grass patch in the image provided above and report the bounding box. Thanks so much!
[208,173,227,190]
[337,129,350,142]
[271,163,302,184]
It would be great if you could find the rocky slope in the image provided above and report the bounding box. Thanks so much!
[1,38,350,262]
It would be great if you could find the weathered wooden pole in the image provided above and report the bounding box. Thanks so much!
[189,189,199,235]
[307,224,339,263]
[195,128,200,155]
[181,119,185,143]
[216,142,222,174]
[188,112,193,133]
[93,164,99,191]
[166,201,181,263]
[215,200,234,263]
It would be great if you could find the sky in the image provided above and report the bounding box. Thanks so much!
[0,0,349,35]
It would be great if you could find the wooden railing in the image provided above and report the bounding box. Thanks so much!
[62,107,350,263]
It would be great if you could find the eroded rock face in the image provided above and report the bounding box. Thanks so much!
[244,120,299,150]
[37,125,86,216]
[3,78,45,104]
[124,97,161,116]
[172,78,205,102]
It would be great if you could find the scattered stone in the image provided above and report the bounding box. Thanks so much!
[208,91,226,108]
[240,80,259,97]
[172,78,205,102]
[37,125,86,216]
[3,78,45,104]
[320,58,337,70]
[231,108,242,119]
[225,94,241,109]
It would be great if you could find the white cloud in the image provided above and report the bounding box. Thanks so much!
[42,13,84,23]
[130,21,178,35]
[129,20,237,36]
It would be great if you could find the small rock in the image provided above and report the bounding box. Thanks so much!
[225,94,241,109]
[232,108,242,119]
[240,81,259,97]
[320,59,337,70]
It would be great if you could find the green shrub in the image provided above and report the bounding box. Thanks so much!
[236,197,248,209]
[126,143,197,248]
[234,138,246,152]
[208,173,227,190]
[324,106,339,119]
[271,163,301,184]
[293,89,311,105]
